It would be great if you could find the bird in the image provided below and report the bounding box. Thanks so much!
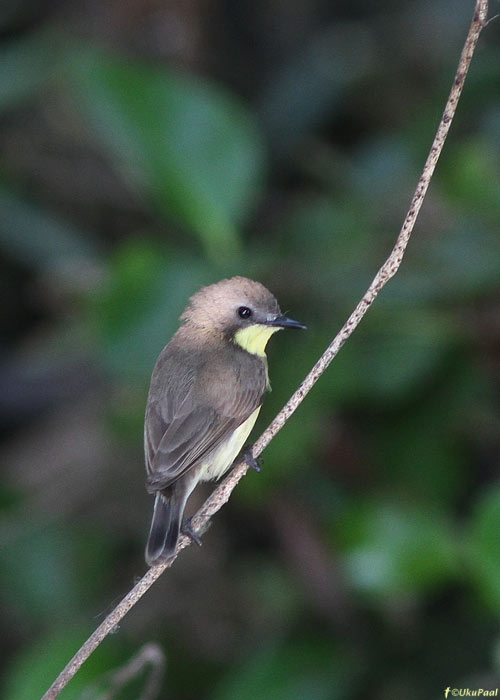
[143,276,306,566]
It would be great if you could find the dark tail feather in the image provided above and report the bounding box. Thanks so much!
[145,491,183,566]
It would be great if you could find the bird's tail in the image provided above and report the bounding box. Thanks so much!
[145,490,183,566]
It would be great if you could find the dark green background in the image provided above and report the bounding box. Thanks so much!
[1,0,499,698]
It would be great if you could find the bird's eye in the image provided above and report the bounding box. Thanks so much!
[238,306,252,319]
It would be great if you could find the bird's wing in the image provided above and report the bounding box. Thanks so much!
[145,358,266,490]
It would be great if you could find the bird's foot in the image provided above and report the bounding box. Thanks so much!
[244,445,262,473]
[181,518,202,547]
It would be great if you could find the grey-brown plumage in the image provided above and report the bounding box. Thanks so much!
[144,277,305,566]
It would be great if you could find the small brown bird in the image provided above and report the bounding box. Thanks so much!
[144,276,305,565]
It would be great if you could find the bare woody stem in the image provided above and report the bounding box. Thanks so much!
[41,2,489,699]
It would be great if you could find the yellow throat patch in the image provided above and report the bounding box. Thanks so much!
[234,324,281,357]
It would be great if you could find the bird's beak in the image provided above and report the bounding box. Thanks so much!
[268,313,307,330]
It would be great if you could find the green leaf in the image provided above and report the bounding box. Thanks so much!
[0,521,112,623]
[465,488,500,614]
[2,628,125,700]
[0,188,98,271]
[338,500,458,598]
[69,48,266,259]
[316,307,456,404]
[440,139,500,221]
[212,639,357,700]
[371,385,471,504]
[90,240,209,380]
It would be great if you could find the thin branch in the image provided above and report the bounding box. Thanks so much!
[41,2,489,698]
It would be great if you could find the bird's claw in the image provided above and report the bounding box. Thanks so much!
[181,518,202,547]
[244,446,262,473]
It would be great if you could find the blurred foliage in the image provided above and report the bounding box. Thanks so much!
[69,46,265,260]
[1,1,500,699]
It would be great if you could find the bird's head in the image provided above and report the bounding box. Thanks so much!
[180,276,306,356]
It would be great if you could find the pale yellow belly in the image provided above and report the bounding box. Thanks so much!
[198,407,261,482]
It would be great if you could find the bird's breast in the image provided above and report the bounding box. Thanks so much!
[198,407,261,482]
